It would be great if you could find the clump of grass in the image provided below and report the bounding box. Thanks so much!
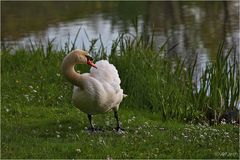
[195,43,239,124]
[108,34,239,123]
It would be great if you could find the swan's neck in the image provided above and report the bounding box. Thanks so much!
[61,55,84,89]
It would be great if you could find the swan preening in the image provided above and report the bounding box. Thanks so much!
[61,49,125,131]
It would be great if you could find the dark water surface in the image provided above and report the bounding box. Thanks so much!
[2,1,239,63]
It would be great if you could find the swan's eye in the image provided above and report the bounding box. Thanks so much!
[85,55,93,61]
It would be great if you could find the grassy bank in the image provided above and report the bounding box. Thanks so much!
[1,34,239,158]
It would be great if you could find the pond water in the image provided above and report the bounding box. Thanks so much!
[2,1,239,64]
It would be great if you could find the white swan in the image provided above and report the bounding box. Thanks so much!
[61,49,125,131]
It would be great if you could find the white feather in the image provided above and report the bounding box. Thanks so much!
[90,60,121,93]
[72,60,124,115]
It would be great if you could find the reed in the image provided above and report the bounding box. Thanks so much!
[109,34,239,123]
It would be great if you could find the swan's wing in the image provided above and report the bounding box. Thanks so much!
[90,60,121,93]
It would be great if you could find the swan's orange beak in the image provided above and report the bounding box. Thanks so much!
[86,55,97,69]
[87,59,97,69]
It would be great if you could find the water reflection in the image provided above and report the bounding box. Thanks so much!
[2,1,239,63]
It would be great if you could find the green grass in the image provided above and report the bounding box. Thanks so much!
[1,104,239,159]
[109,35,239,123]
[1,34,239,158]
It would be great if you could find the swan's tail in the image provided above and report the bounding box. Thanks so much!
[90,60,122,92]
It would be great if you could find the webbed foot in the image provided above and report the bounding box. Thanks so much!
[88,126,96,132]
[115,126,125,133]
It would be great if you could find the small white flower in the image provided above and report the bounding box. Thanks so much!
[5,108,10,112]
[98,137,106,145]
[57,134,60,138]
[221,118,226,124]
[76,149,81,153]
[56,73,61,77]
[106,155,112,160]
[231,120,236,124]
[105,120,110,125]
[144,122,149,125]
[225,135,230,138]
[24,95,30,101]
[212,129,217,132]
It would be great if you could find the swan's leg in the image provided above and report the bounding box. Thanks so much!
[113,109,124,131]
[87,114,95,131]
